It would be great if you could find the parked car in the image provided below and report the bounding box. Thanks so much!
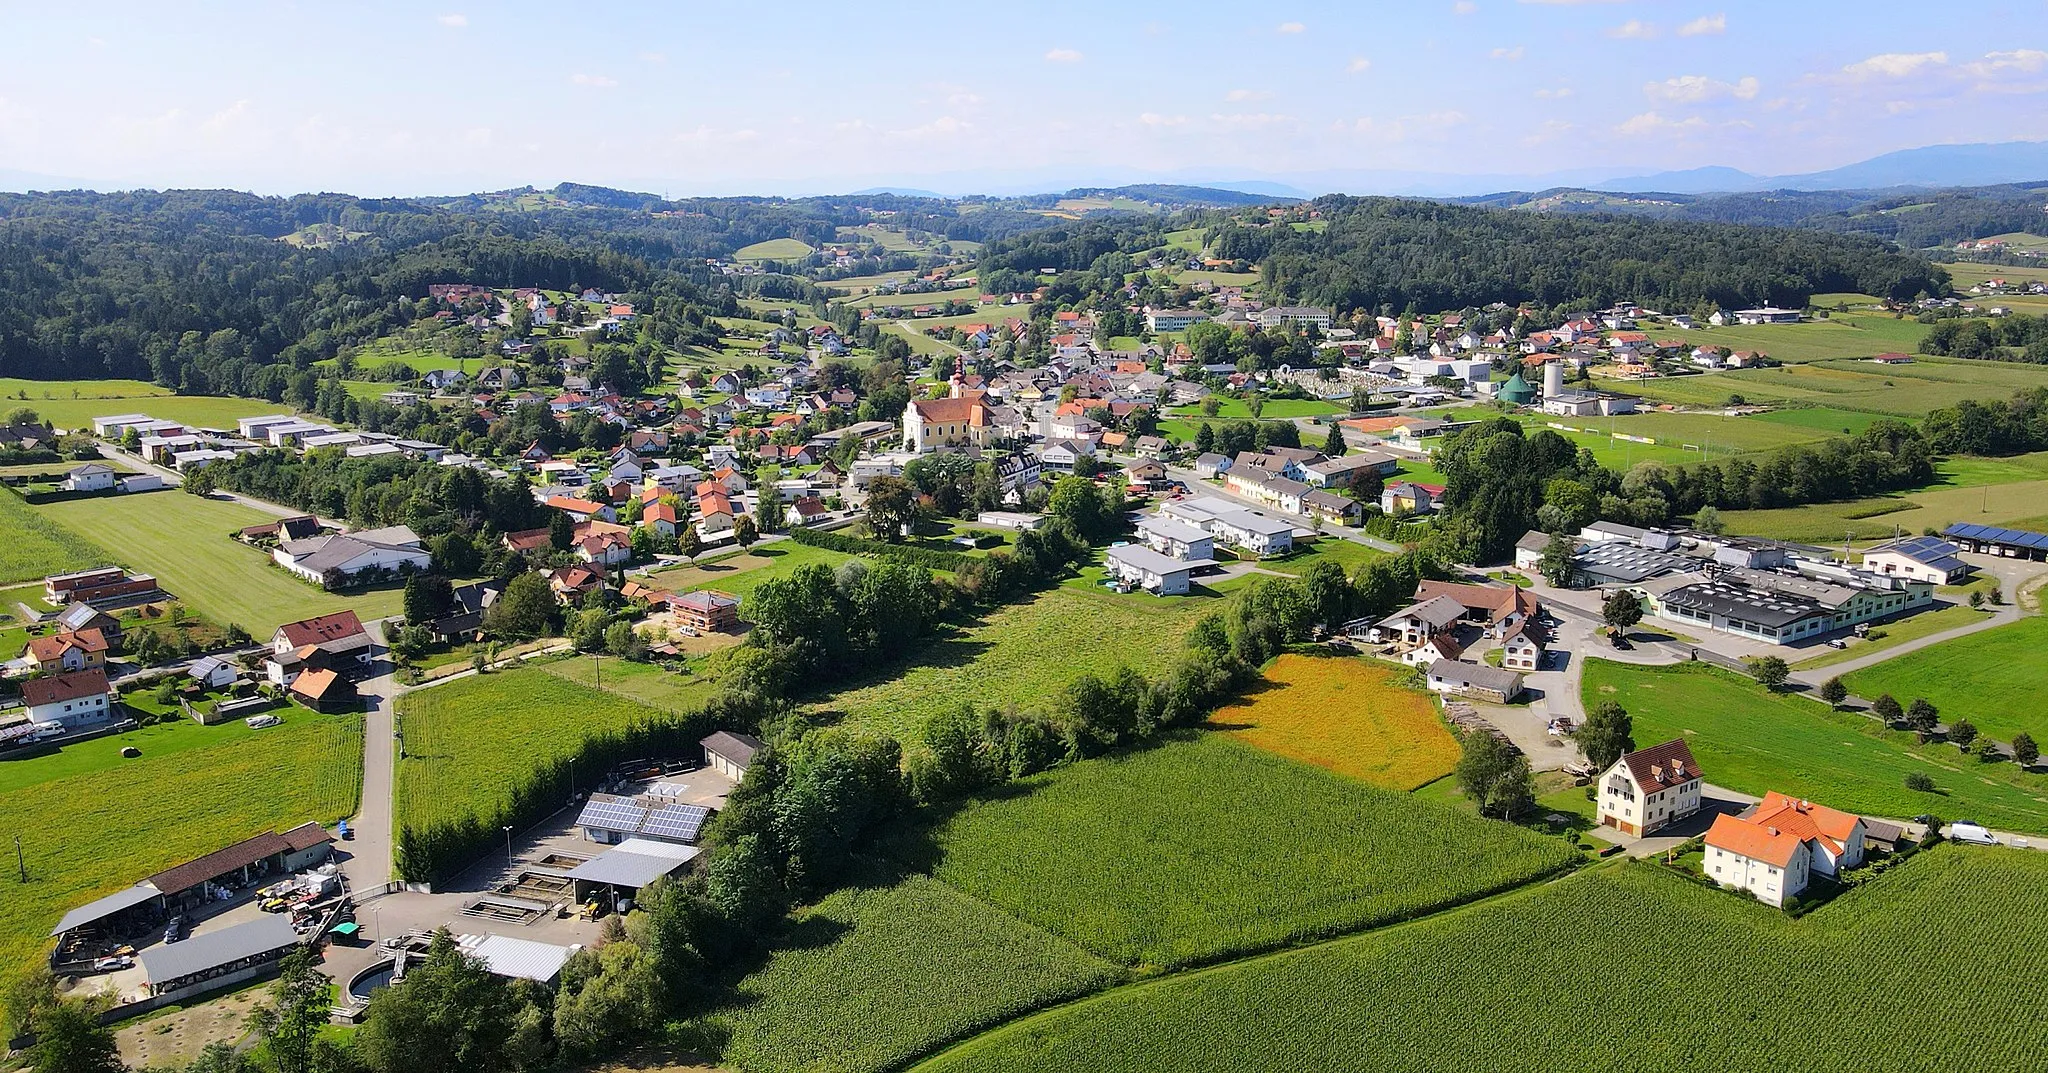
[245,714,282,729]
[92,955,134,972]
[164,915,186,944]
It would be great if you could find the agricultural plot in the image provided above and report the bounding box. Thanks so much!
[1716,475,2048,542]
[1583,659,2048,832]
[394,666,674,839]
[1750,406,1891,436]
[1212,654,1457,790]
[812,587,1210,745]
[1592,410,1842,454]
[0,490,117,584]
[0,714,361,982]
[1659,314,1931,364]
[536,653,720,714]
[1944,260,2048,289]
[1844,615,2048,743]
[649,543,853,605]
[30,492,405,632]
[0,379,291,431]
[928,733,1578,970]
[734,238,817,262]
[711,875,1123,1073]
[1632,356,2048,417]
[1168,398,1343,422]
[919,851,2048,1073]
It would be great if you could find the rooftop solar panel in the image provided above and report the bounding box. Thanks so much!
[640,804,710,843]
[575,799,648,833]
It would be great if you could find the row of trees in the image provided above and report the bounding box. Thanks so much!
[1922,313,2048,364]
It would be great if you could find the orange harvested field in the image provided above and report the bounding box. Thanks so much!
[1213,653,1457,790]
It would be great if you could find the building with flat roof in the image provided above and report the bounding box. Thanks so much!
[1105,543,1217,596]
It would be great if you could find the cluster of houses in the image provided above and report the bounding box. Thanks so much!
[1519,522,1961,646]
[1364,579,1548,703]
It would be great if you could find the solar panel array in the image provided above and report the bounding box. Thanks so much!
[575,797,649,834]
[1946,522,2048,549]
[639,804,711,843]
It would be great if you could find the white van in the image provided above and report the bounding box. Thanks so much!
[1950,823,1999,846]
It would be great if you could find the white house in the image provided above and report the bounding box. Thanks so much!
[21,668,114,730]
[274,525,431,584]
[1500,621,1547,671]
[1704,792,1867,907]
[1105,543,1211,596]
[1860,536,1972,586]
[1375,595,1467,647]
[1161,498,1296,557]
[62,464,117,493]
[1596,739,1703,837]
[187,654,242,690]
[1138,517,1215,562]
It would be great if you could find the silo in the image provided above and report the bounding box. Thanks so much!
[1543,361,1564,397]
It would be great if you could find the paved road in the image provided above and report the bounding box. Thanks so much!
[1156,461,1404,554]
[343,618,401,897]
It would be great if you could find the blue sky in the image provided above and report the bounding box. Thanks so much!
[1,0,2044,196]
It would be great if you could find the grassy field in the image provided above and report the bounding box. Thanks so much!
[0,490,118,584]
[1591,410,1846,454]
[31,492,405,633]
[711,875,1123,1073]
[394,665,673,839]
[0,713,361,982]
[1791,603,1991,671]
[1717,474,2048,542]
[1945,260,2048,288]
[647,543,854,605]
[1169,398,1343,422]
[1629,356,2048,417]
[928,733,1578,971]
[1212,654,1456,790]
[0,379,293,431]
[1261,538,1386,577]
[918,850,2048,1073]
[1654,314,1931,364]
[536,653,720,714]
[734,238,817,262]
[1844,615,2048,744]
[1583,659,2048,832]
[1750,406,1891,435]
[812,587,1211,745]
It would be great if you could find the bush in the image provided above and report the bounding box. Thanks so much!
[1905,772,1936,793]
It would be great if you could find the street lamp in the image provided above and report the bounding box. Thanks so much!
[503,825,514,870]
[371,904,381,943]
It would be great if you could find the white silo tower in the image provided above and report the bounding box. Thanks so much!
[1543,361,1564,397]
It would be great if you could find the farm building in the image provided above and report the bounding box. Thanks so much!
[1596,739,1702,837]
[703,730,764,780]
[1860,536,1971,585]
[137,915,301,997]
[1704,793,1868,908]
[1942,522,2048,561]
[1424,659,1525,703]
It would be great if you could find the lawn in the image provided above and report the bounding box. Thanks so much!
[734,238,817,262]
[1170,398,1342,422]
[535,653,720,714]
[0,713,361,983]
[1583,659,2048,832]
[919,850,2048,1073]
[0,379,295,432]
[647,543,853,605]
[1593,410,1844,454]
[1212,653,1457,790]
[1791,603,1991,671]
[927,732,1579,970]
[394,665,675,842]
[1751,406,1892,436]
[1261,537,1386,577]
[30,492,406,633]
[812,587,1211,746]
[1716,474,2048,542]
[0,489,118,584]
[710,875,1123,1073]
[1844,615,2048,744]
[0,708,306,794]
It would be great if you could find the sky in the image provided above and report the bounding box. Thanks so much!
[2,0,2045,197]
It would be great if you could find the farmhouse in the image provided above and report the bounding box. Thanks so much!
[1596,739,1703,837]
[1704,793,1868,908]
[1499,621,1547,671]
[268,611,373,681]
[1413,580,1540,635]
[1376,595,1467,647]
[1424,659,1525,704]
[21,667,116,730]
[274,525,431,584]
[1860,536,1972,585]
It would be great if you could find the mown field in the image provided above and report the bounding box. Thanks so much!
[0,714,360,983]
[734,238,817,262]
[0,378,292,431]
[0,490,117,584]
[31,491,406,632]
[917,850,2048,1073]
[1657,312,1930,364]
[927,733,1579,970]
[1629,356,2048,417]
[1792,603,1990,671]
[1583,660,2048,832]
[1717,474,2048,542]
[1261,538,1386,577]
[1592,409,1848,454]
[648,542,854,605]
[813,587,1212,745]
[710,875,1123,1073]
[536,652,721,714]
[1844,615,2048,743]
[394,665,674,838]
[1213,654,1456,790]
[1751,405,1891,435]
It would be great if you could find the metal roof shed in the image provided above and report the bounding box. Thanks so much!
[51,884,161,936]
[566,839,702,891]
[456,934,580,984]
[138,915,299,993]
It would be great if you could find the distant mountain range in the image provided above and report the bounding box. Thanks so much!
[1588,141,2048,195]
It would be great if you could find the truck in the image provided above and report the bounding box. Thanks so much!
[1950,823,2000,846]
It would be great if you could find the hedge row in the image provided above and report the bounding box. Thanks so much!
[784,525,975,572]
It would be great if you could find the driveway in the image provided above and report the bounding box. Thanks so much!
[339,618,400,897]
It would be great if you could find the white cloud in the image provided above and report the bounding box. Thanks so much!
[1225,88,1274,102]
[569,73,618,88]
[638,51,667,64]
[1523,119,1575,146]
[1843,52,1948,80]
[199,99,251,135]
[888,115,971,140]
[1964,49,2048,77]
[1535,86,1575,99]
[946,89,985,107]
[1454,1,1478,13]
[436,13,466,27]
[1490,46,1526,61]
[1044,48,1083,63]
[1210,112,1296,131]
[1335,110,1469,142]
[1645,74,1760,103]
[1277,22,1306,34]
[1607,20,1657,39]
[1677,13,1726,37]
[1138,112,1189,127]
[1346,56,1372,73]
[1616,111,1707,137]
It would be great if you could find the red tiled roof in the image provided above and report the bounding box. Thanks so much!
[21,667,111,707]
[276,611,365,648]
[1705,813,1803,868]
[1619,739,1702,791]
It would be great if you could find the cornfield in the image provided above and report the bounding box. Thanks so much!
[928,733,1577,971]
[711,876,1123,1073]
[0,488,116,584]
[921,849,2048,1073]
[1214,653,1459,790]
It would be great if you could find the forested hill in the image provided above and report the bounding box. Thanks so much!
[1246,196,1947,312]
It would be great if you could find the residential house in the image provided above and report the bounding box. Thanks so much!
[273,525,431,585]
[1377,594,1468,647]
[1193,453,1233,479]
[1105,543,1211,596]
[1380,482,1443,517]
[62,464,117,493]
[1137,517,1215,561]
[1704,793,1867,908]
[542,495,618,524]
[1596,739,1703,837]
[427,580,504,642]
[1499,620,1547,671]
[548,565,606,602]
[187,654,241,690]
[672,590,741,635]
[23,629,109,674]
[1301,452,1398,489]
[21,668,115,730]
[786,497,829,527]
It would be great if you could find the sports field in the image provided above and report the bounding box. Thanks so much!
[711,875,1122,1073]
[30,492,405,632]
[1583,659,2048,832]
[813,587,1211,745]
[0,713,361,984]
[1212,654,1456,790]
[1844,615,2048,743]
[917,850,2048,1073]
[927,733,1578,970]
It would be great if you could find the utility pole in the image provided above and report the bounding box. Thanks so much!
[503,825,514,871]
